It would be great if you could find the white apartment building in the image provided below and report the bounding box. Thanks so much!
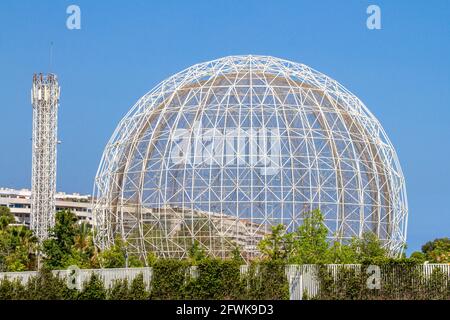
[0,187,92,226]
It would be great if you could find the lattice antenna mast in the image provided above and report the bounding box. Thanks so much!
[31,73,60,242]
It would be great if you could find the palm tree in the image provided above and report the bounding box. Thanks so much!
[5,225,38,271]
[0,207,15,230]
[73,222,99,268]
[74,222,91,251]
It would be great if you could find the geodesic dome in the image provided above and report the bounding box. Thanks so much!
[93,55,407,261]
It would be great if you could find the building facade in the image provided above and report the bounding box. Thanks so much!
[0,187,92,226]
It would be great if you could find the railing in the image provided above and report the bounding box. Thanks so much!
[285,264,450,300]
[0,267,153,291]
[0,264,448,300]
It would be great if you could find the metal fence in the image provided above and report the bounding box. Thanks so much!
[1,264,448,299]
[0,267,153,291]
[285,264,450,300]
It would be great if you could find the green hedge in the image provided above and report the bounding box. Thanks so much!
[0,261,448,300]
[315,261,450,300]
[0,260,288,300]
[245,261,289,300]
[0,269,77,300]
[150,259,288,300]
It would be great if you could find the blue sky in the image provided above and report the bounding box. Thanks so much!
[0,0,448,254]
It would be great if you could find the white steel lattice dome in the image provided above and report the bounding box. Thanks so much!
[93,55,408,261]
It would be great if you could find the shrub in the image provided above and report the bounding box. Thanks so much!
[0,261,448,300]
[77,273,106,300]
[0,277,25,300]
[150,259,190,300]
[315,261,450,300]
[129,273,148,300]
[108,278,130,300]
[186,259,243,299]
[245,261,289,300]
[24,269,70,300]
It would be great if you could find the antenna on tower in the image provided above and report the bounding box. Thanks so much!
[30,73,60,243]
[49,42,55,72]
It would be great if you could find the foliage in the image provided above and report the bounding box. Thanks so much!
[4,268,77,300]
[188,240,207,265]
[244,261,289,300]
[78,273,107,300]
[42,210,97,269]
[328,241,357,264]
[98,238,144,268]
[150,259,190,299]
[186,259,243,299]
[72,222,99,268]
[107,273,149,300]
[257,224,294,262]
[409,251,426,263]
[0,260,448,300]
[0,277,26,300]
[231,246,245,264]
[348,232,389,263]
[292,209,330,264]
[42,210,78,269]
[129,273,149,299]
[410,238,450,263]
[146,251,158,266]
[257,209,390,265]
[24,268,75,300]
[0,207,15,230]
[0,207,449,300]
[98,240,126,268]
[0,207,37,271]
[148,258,289,300]
[316,261,450,300]
[0,207,447,271]
[108,278,129,300]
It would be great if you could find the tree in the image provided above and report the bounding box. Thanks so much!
[78,273,107,300]
[410,238,450,263]
[409,251,426,263]
[108,278,130,300]
[146,251,158,266]
[188,240,207,264]
[0,225,37,271]
[42,210,78,269]
[0,207,15,230]
[0,207,37,271]
[349,232,388,263]
[74,222,91,252]
[42,210,98,269]
[231,245,245,264]
[98,238,126,268]
[257,209,393,265]
[328,240,357,264]
[292,209,330,264]
[97,238,145,268]
[258,224,292,261]
[72,222,99,268]
[129,273,148,299]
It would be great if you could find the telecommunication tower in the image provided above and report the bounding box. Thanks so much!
[30,73,60,242]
